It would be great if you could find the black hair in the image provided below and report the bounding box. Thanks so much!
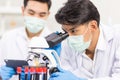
[24,0,51,10]
[55,0,100,26]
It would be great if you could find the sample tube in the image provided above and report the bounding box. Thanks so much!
[17,67,22,80]
[24,67,29,80]
[43,67,47,80]
[30,67,35,80]
[36,67,43,80]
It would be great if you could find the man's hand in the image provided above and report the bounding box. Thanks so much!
[49,66,87,80]
[0,66,15,80]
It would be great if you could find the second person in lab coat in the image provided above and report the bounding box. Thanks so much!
[49,0,120,80]
[0,0,60,80]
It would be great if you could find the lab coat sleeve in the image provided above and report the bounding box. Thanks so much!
[0,30,11,66]
[60,41,73,70]
[0,37,5,66]
[0,40,2,66]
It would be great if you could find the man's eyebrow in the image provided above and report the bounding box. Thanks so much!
[28,9,35,12]
[68,27,76,32]
[39,12,48,14]
[28,9,48,14]
[62,27,75,33]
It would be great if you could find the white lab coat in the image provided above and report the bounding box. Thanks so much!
[60,24,120,80]
[0,27,52,79]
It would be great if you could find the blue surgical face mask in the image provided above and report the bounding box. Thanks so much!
[67,29,91,53]
[24,16,46,33]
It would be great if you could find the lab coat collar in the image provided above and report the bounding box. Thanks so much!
[17,27,28,41]
[95,24,114,51]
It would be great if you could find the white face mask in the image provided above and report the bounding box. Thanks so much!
[24,16,46,33]
[67,29,91,53]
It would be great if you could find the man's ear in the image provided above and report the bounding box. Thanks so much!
[21,6,25,16]
[88,20,98,32]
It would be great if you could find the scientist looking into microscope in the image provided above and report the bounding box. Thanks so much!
[0,0,61,80]
[49,0,120,80]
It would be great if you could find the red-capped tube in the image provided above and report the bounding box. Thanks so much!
[43,67,47,80]
[17,67,22,74]
[24,67,29,73]
[36,67,43,73]
[43,67,47,73]
[30,67,35,80]
[17,67,22,80]
[24,67,29,80]
[35,67,43,80]
[30,67,35,73]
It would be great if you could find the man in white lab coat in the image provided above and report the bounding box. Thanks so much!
[49,0,120,80]
[0,0,60,80]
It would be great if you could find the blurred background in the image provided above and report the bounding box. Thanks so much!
[0,0,120,38]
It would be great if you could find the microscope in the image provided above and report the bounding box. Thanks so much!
[26,32,68,80]
[27,31,68,67]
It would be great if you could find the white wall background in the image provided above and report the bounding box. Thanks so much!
[91,0,120,26]
[0,0,120,35]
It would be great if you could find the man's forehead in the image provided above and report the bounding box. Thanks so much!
[62,25,75,31]
[62,24,81,28]
[26,0,49,11]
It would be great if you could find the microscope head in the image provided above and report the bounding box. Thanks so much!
[29,37,49,49]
